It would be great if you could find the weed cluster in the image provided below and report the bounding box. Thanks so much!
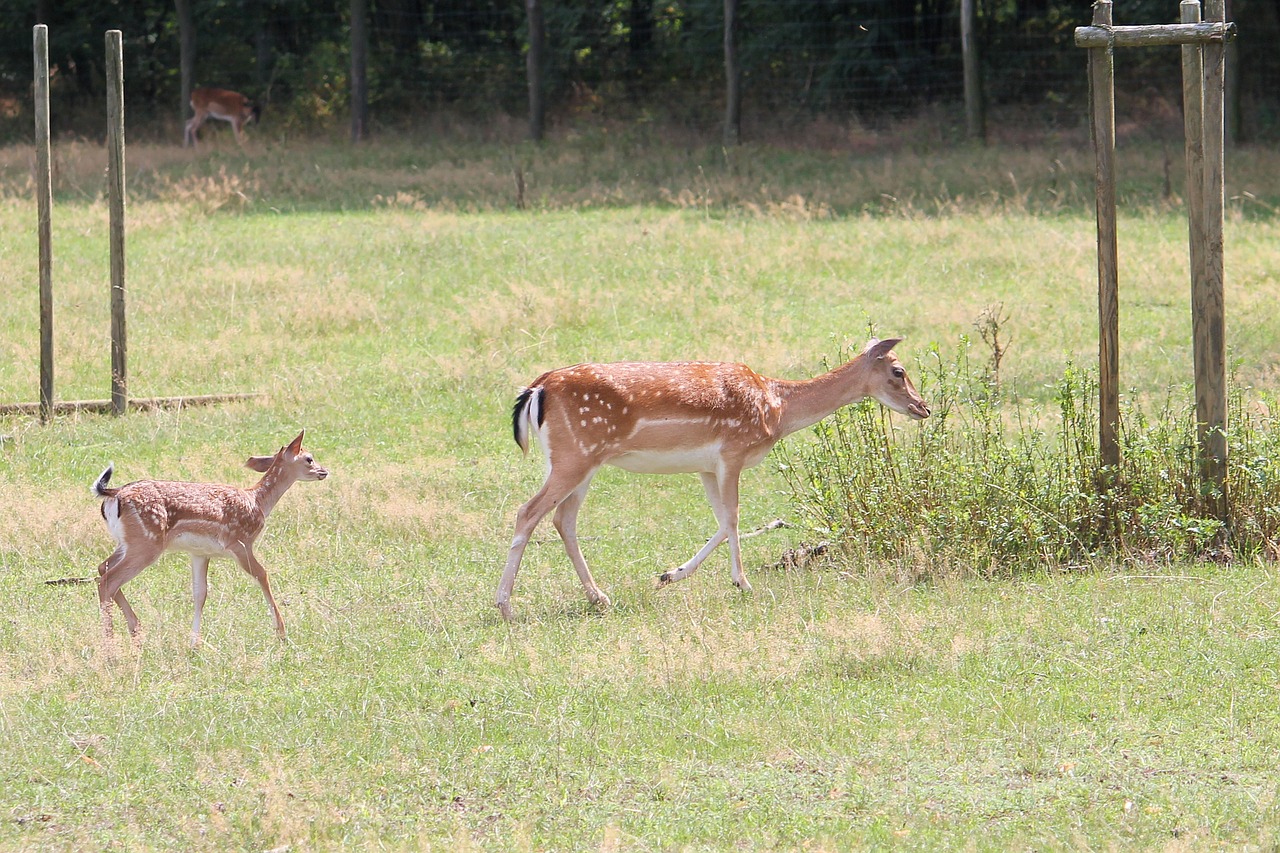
[778,339,1280,576]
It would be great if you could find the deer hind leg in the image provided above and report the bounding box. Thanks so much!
[97,542,163,638]
[552,476,611,610]
[190,556,210,647]
[183,113,203,147]
[230,544,285,639]
[496,463,596,621]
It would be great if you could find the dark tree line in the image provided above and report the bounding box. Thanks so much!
[1,0,1277,142]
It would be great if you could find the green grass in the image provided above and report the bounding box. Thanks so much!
[2,135,1280,850]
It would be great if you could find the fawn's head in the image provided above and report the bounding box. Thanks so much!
[245,431,329,481]
[862,337,931,421]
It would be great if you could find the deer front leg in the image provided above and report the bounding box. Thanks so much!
[657,470,751,592]
[717,472,750,592]
[190,556,210,646]
[657,472,731,588]
[231,545,285,639]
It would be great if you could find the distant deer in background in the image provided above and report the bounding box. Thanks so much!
[184,87,260,147]
[92,432,328,645]
[496,338,930,621]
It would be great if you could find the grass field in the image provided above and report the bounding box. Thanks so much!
[2,132,1280,850]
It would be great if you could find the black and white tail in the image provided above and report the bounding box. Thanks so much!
[511,387,543,455]
[93,464,117,499]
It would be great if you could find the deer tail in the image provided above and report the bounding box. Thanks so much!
[512,387,543,455]
[92,464,118,499]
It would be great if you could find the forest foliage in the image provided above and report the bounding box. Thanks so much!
[2,0,1279,141]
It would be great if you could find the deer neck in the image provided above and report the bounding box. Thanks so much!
[772,352,875,437]
[250,468,298,518]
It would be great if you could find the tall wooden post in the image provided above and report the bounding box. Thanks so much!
[1197,0,1228,513]
[1181,0,1205,325]
[34,25,54,424]
[1077,3,1235,519]
[106,30,127,416]
[1087,1,1120,472]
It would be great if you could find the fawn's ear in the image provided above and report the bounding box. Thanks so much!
[244,455,274,473]
[286,431,305,455]
[864,337,903,360]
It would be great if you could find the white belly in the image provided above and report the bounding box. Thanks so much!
[169,531,228,557]
[610,445,723,474]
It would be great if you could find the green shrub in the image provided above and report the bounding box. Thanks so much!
[778,339,1280,574]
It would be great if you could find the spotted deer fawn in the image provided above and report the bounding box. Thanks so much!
[497,337,931,620]
[92,431,328,644]
[184,87,260,147]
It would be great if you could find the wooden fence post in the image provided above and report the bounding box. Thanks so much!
[106,30,127,416]
[1197,0,1228,514]
[1088,0,1120,473]
[1077,2,1235,520]
[34,25,54,424]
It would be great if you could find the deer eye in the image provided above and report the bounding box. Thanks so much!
[304,454,313,463]
[892,367,905,379]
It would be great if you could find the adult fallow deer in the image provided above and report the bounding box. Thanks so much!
[93,431,328,645]
[497,337,930,620]
[184,87,260,147]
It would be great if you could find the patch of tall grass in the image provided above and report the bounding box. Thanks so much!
[779,338,1280,574]
[4,130,1280,218]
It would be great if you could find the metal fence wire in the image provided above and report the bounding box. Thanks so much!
[2,0,1276,142]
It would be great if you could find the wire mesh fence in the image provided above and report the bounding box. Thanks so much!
[0,0,1276,143]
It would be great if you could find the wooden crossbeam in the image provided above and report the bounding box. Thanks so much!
[1074,21,1236,48]
[0,393,262,416]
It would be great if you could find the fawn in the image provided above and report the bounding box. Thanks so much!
[93,431,328,644]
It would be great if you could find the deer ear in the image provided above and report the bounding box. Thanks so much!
[866,337,903,360]
[244,455,274,473]
[287,431,305,454]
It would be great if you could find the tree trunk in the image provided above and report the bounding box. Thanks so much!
[1224,0,1240,144]
[961,0,985,141]
[351,0,369,142]
[723,0,741,146]
[627,0,654,101]
[255,27,274,91]
[175,0,195,126]
[526,0,546,141]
